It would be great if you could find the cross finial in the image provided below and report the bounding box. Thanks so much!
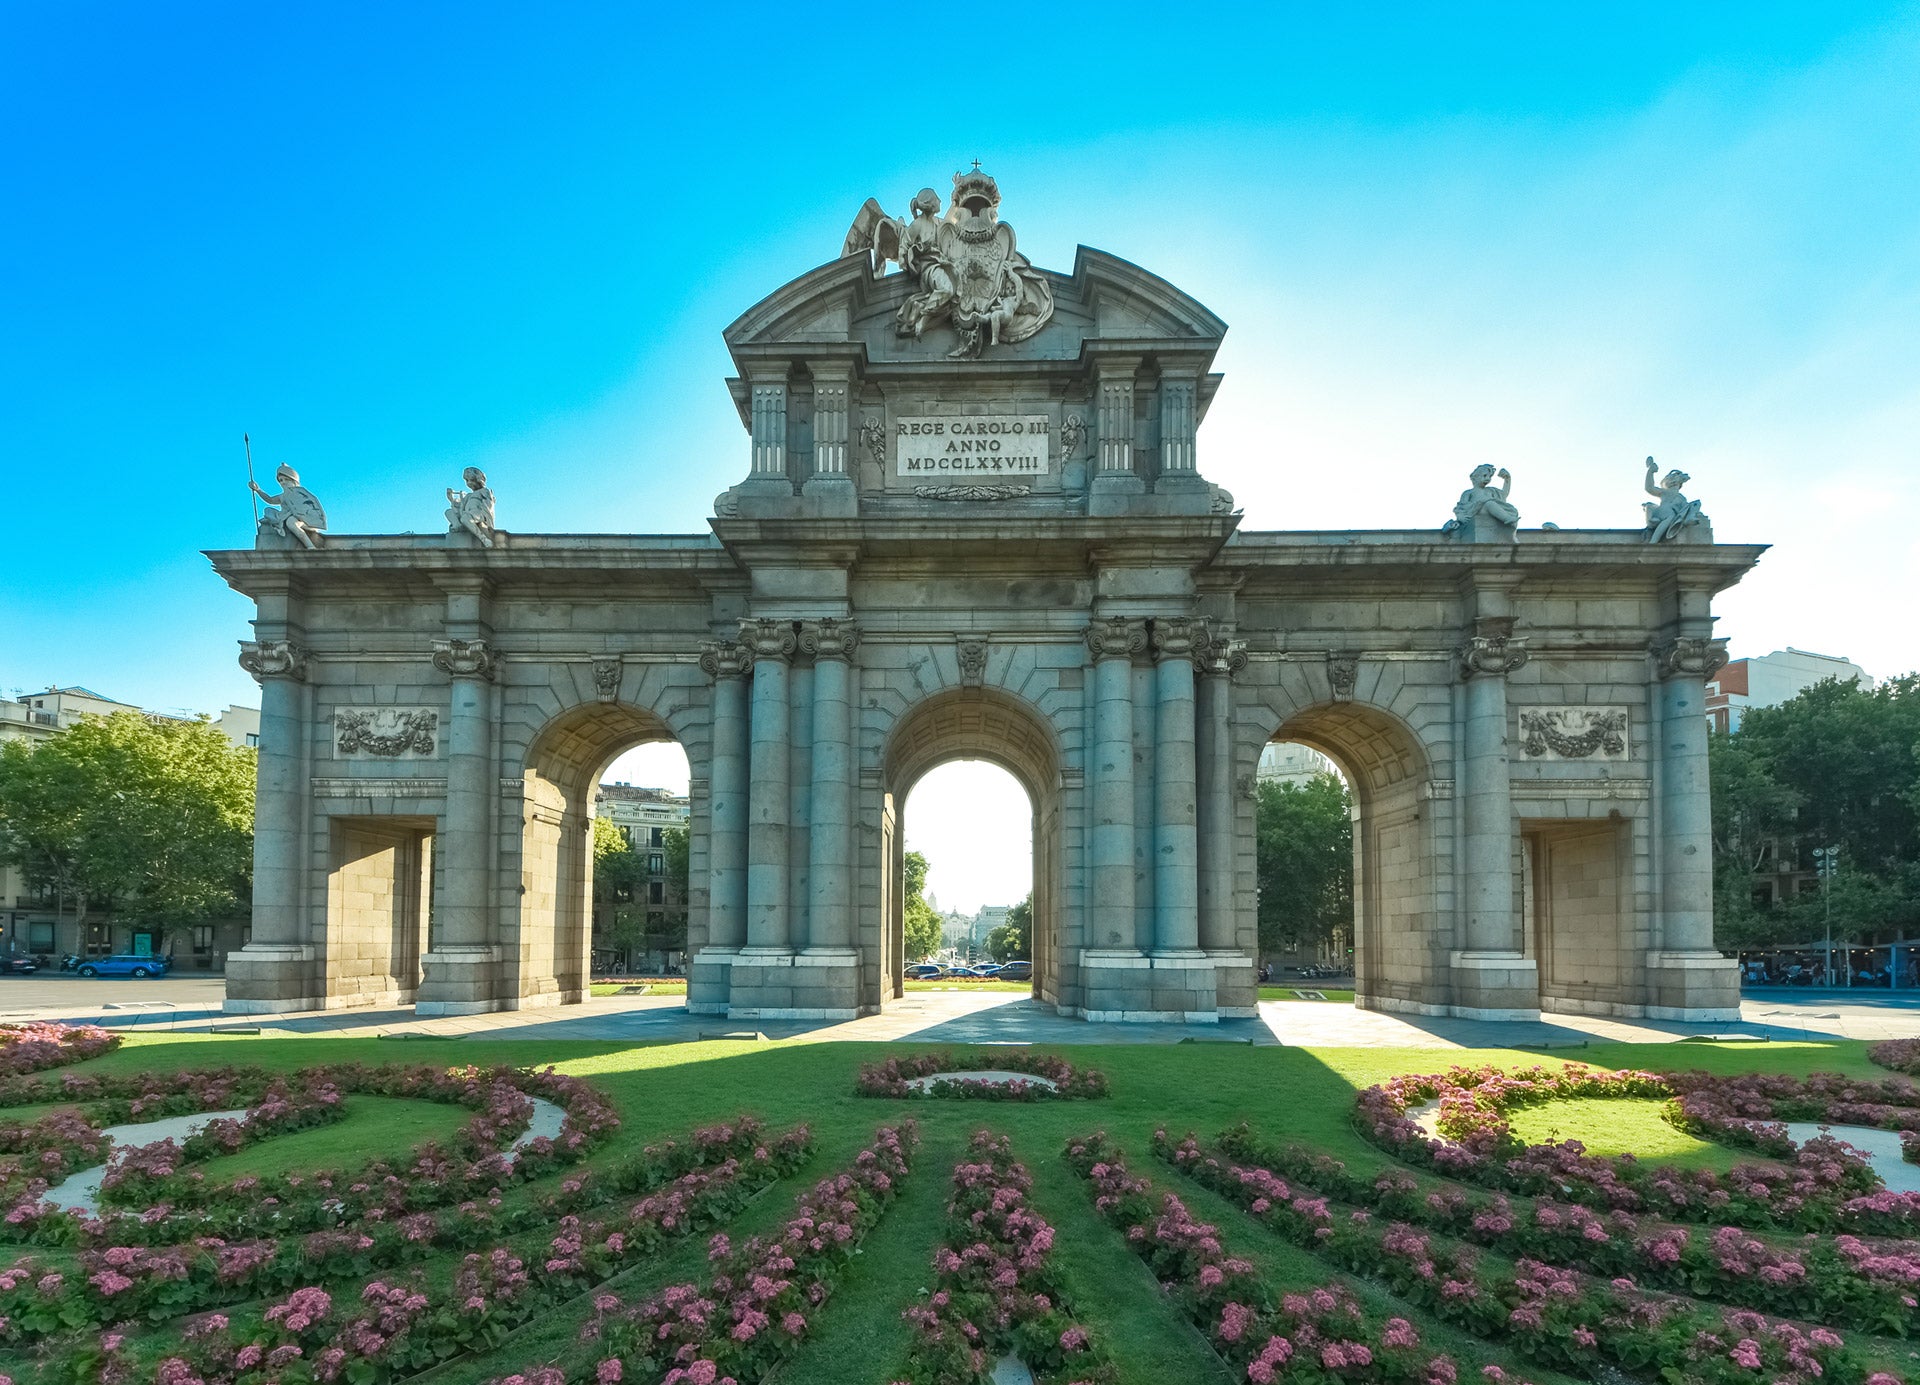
[970,158,982,173]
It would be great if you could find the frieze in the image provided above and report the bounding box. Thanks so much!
[333,707,440,759]
[1517,707,1630,762]
[310,777,448,798]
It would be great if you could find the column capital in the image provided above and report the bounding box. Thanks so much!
[1652,635,1729,681]
[432,637,498,681]
[798,617,861,661]
[239,639,310,683]
[1150,616,1198,662]
[1192,621,1248,677]
[739,617,798,663]
[1084,616,1148,660]
[1456,617,1528,679]
[698,638,754,680]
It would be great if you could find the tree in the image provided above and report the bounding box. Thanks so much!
[903,849,941,961]
[985,892,1031,961]
[591,817,645,964]
[0,712,255,945]
[1710,674,1920,945]
[1254,771,1354,958]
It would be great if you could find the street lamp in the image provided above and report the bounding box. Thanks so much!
[1813,845,1840,986]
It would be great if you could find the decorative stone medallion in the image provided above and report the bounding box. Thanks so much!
[1517,706,1630,761]
[333,707,440,759]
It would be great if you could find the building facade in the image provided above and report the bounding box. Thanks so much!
[210,173,1761,1023]
[1704,648,1872,734]
[591,783,689,971]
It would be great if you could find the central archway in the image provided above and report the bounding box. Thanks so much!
[879,689,1062,1007]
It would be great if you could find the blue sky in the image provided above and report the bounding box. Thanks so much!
[3,6,1917,908]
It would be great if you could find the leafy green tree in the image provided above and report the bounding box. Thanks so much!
[1254,771,1353,958]
[1710,674,1920,945]
[986,891,1033,961]
[903,849,941,961]
[590,816,645,964]
[0,712,255,945]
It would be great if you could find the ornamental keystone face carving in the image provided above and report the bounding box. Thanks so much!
[697,639,753,680]
[1150,617,1196,661]
[955,635,988,688]
[1327,653,1359,702]
[1456,618,1529,679]
[843,167,1056,360]
[592,658,622,703]
[431,638,498,681]
[799,619,861,662]
[1518,707,1630,761]
[334,708,439,758]
[1653,636,1729,681]
[238,639,309,682]
[1083,617,1148,660]
[738,617,798,663]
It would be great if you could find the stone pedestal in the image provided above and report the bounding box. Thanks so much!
[1078,949,1220,1022]
[1644,950,1741,1021]
[1448,951,1541,1021]
[221,944,320,1014]
[727,947,863,1020]
[688,945,737,1016]
[1208,949,1258,1016]
[416,945,507,1016]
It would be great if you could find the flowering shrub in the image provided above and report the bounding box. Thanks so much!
[0,1117,809,1352]
[893,1130,1113,1385]
[142,1120,814,1384]
[550,1120,918,1385]
[1354,1064,1895,1234]
[855,1052,1107,1101]
[1065,1131,1481,1384]
[0,1022,119,1077]
[1154,1128,1879,1383]
[1664,1068,1920,1158]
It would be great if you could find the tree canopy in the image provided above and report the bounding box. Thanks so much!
[0,712,255,934]
[985,892,1031,961]
[1254,770,1354,958]
[903,849,941,961]
[1711,673,1920,946]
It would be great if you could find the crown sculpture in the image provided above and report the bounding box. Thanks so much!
[843,166,1056,359]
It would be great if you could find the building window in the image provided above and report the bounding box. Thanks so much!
[191,925,215,955]
[245,733,260,747]
[649,854,663,874]
[28,922,54,952]
[649,880,665,905]
[620,826,634,846]
[650,827,663,848]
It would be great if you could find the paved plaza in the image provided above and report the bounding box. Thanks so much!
[10,977,1920,1049]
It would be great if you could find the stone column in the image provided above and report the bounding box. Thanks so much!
[419,636,501,1015]
[797,618,862,1016]
[1648,634,1739,1018]
[1081,617,1150,1017]
[1150,618,1201,952]
[1450,615,1538,1019]
[1196,628,1247,955]
[743,618,796,950]
[690,638,751,1015]
[225,639,317,1013]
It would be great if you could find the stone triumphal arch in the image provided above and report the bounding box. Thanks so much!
[213,170,1760,1023]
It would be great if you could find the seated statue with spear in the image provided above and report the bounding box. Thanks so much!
[246,434,327,549]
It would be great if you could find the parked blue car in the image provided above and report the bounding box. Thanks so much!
[75,955,172,979]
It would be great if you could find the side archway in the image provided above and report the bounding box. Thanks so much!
[878,689,1063,1006]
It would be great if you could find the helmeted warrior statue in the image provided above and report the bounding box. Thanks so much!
[445,466,497,548]
[251,464,327,549]
[1642,456,1709,543]
[843,166,1055,359]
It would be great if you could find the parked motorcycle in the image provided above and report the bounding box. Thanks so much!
[58,954,82,973]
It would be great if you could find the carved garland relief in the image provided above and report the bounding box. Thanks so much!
[1517,707,1631,762]
[333,708,440,759]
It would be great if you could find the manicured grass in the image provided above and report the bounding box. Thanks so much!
[1258,986,1356,1002]
[193,1094,478,1181]
[1502,1094,1741,1171]
[14,1029,1897,1385]
[589,980,687,996]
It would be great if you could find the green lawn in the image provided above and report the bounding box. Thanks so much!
[1501,1094,1741,1171]
[0,1030,1898,1385]
[1258,985,1356,1002]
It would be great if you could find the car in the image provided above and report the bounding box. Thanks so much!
[75,954,173,979]
[904,963,943,980]
[997,960,1032,982]
[942,965,984,978]
[974,963,1002,976]
[0,957,37,975]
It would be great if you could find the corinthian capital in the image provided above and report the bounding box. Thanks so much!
[431,637,498,680]
[1191,620,1248,677]
[1150,617,1197,661]
[238,639,309,683]
[1456,617,1528,680]
[1083,617,1147,660]
[738,617,798,663]
[698,639,753,680]
[1652,636,1729,681]
[798,618,861,662]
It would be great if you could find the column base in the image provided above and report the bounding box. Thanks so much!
[1075,949,1221,1022]
[1087,472,1147,515]
[1644,949,1740,1021]
[223,944,320,1013]
[416,945,506,1016]
[1448,951,1540,1021]
[688,946,739,1016]
[726,947,867,1021]
[1207,949,1258,1015]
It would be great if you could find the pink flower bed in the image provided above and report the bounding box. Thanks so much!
[1066,1131,1483,1384]
[856,1052,1108,1101]
[535,1120,918,1385]
[0,1022,118,1077]
[1354,1064,1909,1234]
[894,1130,1113,1385]
[1152,1128,1882,1384]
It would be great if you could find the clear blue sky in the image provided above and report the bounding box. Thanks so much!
[4,3,1917,734]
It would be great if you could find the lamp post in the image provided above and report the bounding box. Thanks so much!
[1813,845,1839,986]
